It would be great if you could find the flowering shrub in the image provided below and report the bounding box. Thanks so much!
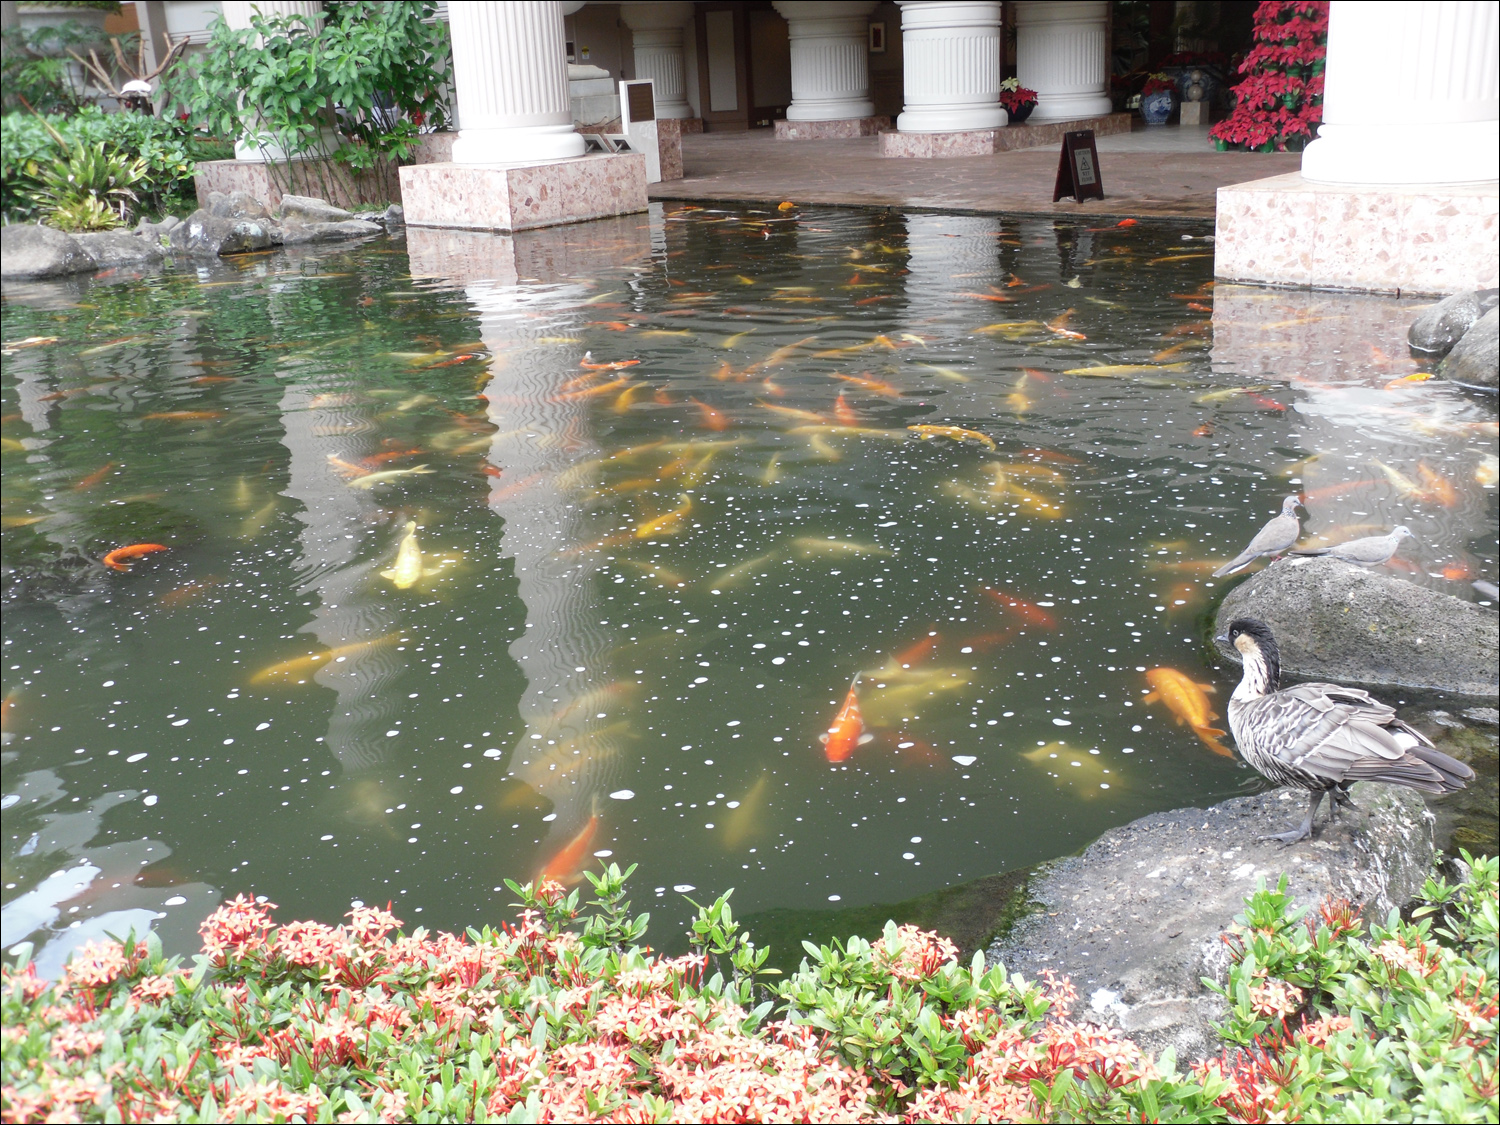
[2,856,1494,1122]
[1211,1,1328,151]
[1141,74,1178,97]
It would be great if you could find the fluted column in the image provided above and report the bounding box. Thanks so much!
[449,0,585,164]
[619,1,695,119]
[1302,1,1499,185]
[1013,0,1111,122]
[773,0,878,121]
[222,1,326,161]
[895,1,1005,133]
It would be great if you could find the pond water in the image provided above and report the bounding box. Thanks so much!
[3,204,1496,975]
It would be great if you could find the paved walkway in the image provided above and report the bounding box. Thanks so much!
[649,124,1300,221]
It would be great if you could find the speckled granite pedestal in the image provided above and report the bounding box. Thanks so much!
[399,153,648,233]
[879,113,1130,158]
[775,116,891,140]
[1215,172,1499,296]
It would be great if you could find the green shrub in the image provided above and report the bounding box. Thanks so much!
[1,108,228,221]
[28,138,146,230]
[1,856,1494,1122]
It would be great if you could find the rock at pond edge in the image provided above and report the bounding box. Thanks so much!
[1409,288,1498,358]
[1439,306,1499,389]
[1214,556,1499,699]
[167,210,277,257]
[1,224,94,280]
[987,783,1436,1064]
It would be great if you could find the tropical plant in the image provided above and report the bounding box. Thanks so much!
[167,0,451,195]
[999,77,1039,113]
[29,132,147,230]
[1210,0,1328,151]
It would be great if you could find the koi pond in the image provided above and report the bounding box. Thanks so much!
[3,204,1496,974]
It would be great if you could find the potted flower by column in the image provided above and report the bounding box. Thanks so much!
[1139,74,1176,125]
[1000,78,1038,125]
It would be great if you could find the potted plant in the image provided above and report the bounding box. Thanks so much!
[999,78,1038,124]
[1139,73,1176,125]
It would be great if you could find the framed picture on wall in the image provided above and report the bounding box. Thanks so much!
[868,21,886,53]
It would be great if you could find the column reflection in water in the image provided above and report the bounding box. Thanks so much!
[407,219,655,874]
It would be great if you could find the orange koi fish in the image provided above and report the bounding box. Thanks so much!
[1018,447,1083,465]
[980,586,1056,629]
[538,814,600,885]
[190,375,237,385]
[556,376,630,402]
[589,321,633,331]
[834,372,902,399]
[1384,372,1434,389]
[1046,311,1086,340]
[759,402,827,423]
[102,543,168,571]
[962,291,1015,303]
[491,470,545,501]
[834,393,859,426]
[1116,218,1138,227]
[1142,668,1232,758]
[1193,422,1215,437]
[359,449,423,470]
[690,398,730,431]
[579,356,642,371]
[143,411,221,421]
[424,352,488,368]
[712,360,742,381]
[854,295,887,306]
[73,462,115,490]
[893,633,938,668]
[821,675,874,763]
[1417,463,1458,507]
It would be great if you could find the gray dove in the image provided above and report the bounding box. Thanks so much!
[1290,525,1414,566]
[1213,495,1304,577]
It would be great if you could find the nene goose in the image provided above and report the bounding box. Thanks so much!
[1217,617,1473,842]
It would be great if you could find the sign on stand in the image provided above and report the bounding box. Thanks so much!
[1053,130,1104,202]
[618,80,660,184]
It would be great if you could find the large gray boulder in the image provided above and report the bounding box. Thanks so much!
[72,230,165,268]
[1214,556,1498,698]
[1439,307,1499,389]
[1409,289,1499,357]
[987,783,1436,1064]
[278,194,354,226]
[277,219,382,244]
[204,190,269,220]
[1,224,93,279]
[167,209,277,257]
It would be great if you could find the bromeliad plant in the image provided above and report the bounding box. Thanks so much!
[23,113,148,230]
[2,856,1495,1122]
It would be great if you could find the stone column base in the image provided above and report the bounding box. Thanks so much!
[398,154,649,233]
[775,116,891,140]
[879,112,1128,157]
[1215,172,1499,296]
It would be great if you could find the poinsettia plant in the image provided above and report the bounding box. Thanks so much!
[1141,74,1177,97]
[1211,0,1328,151]
[999,77,1037,113]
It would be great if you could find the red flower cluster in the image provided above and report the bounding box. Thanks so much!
[1210,1,1329,152]
[1000,86,1039,113]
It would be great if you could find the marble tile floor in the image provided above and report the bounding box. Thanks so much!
[647,124,1299,220]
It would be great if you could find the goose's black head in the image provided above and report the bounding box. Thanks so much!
[1216,617,1281,694]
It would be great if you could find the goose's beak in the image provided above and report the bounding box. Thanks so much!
[1213,632,1229,646]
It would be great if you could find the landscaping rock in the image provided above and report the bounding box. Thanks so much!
[1214,556,1499,698]
[383,204,405,227]
[167,210,277,257]
[204,190,269,220]
[277,219,383,244]
[157,215,181,232]
[278,194,354,226]
[73,230,165,268]
[1439,307,1499,389]
[1408,289,1498,357]
[987,782,1435,1064]
[1,224,93,280]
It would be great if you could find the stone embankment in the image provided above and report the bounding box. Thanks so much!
[2,193,403,281]
[1408,287,1499,389]
[987,782,1437,1063]
[1212,556,1499,699]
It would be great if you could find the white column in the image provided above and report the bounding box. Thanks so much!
[222,1,326,162]
[895,1,1005,133]
[619,1,695,119]
[449,0,585,164]
[773,0,878,122]
[1302,1,1499,185]
[1013,0,1111,122]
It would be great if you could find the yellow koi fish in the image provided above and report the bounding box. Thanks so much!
[908,424,997,451]
[250,635,401,685]
[636,494,692,538]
